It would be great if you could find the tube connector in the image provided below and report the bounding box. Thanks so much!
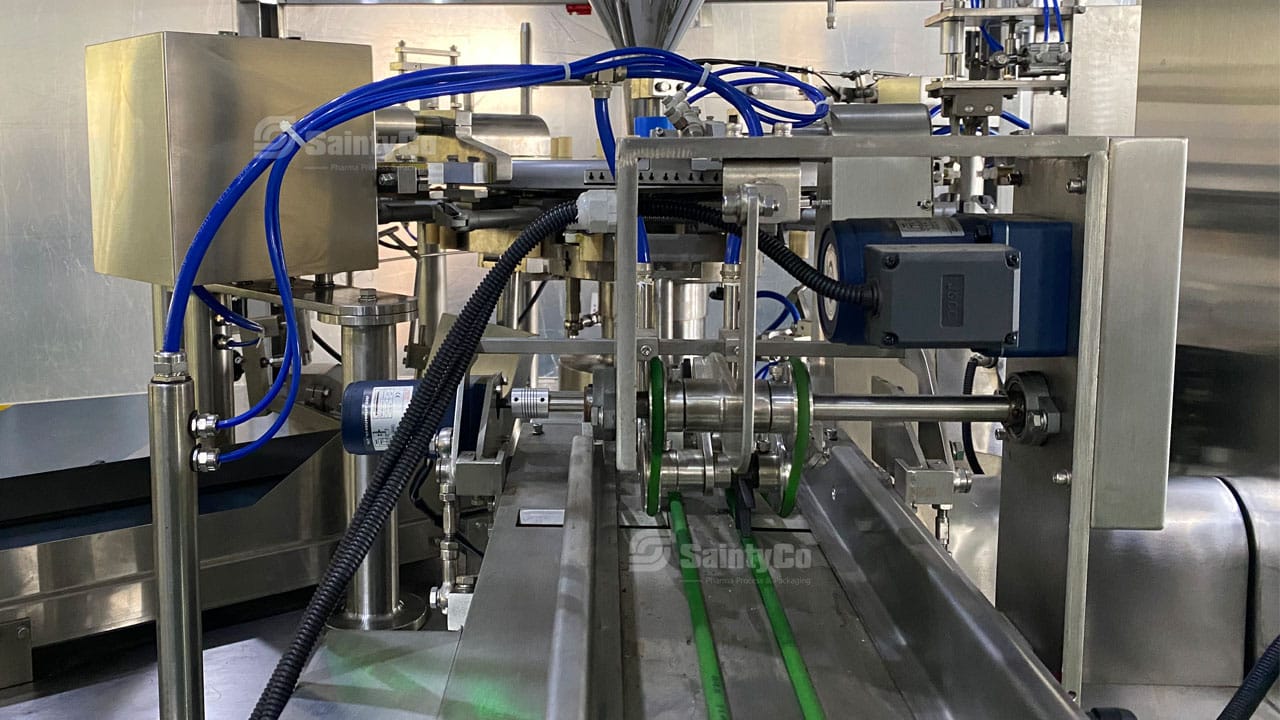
[192,446,221,473]
[190,413,220,439]
[152,351,188,381]
[572,189,617,234]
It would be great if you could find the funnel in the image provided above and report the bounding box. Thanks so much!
[589,0,706,51]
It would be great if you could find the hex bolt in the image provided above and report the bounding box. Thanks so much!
[824,427,839,441]
[1006,251,1021,269]
[881,254,900,269]
[1030,411,1048,430]
[1053,470,1073,486]
[359,288,377,302]
[880,333,899,347]
[1066,177,1087,194]
[1004,332,1019,345]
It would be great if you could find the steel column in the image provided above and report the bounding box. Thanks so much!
[148,351,203,720]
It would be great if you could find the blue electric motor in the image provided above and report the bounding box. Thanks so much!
[817,215,1076,357]
[340,379,488,455]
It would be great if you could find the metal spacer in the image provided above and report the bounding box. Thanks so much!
[152,351,188,380]
[192,446,221,473]
[1052,469,1073,486]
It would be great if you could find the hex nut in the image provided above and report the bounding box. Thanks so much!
[192,447,221,473]
[153,351,188,379]
[191,413,220,439]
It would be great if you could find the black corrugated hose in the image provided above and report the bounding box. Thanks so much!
[639,198,875,308]
[248,202,578,719]
[1217,633,1280,720]
[961,355,985,476]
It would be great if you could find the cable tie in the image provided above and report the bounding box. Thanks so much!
[562,62,572,81]
[278,120,306,148]
[698,63,712,88]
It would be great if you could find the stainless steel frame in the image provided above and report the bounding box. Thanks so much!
[611,133,1186,696]
[0,436,434,653]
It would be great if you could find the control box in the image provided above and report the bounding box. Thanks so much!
[864,244,1020,350]
[818,216,1075,355]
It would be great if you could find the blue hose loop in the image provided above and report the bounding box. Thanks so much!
[168,48,790,460]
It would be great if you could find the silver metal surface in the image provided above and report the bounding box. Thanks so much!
[0,432,434,651]
[1065,5,1141,136]
[996,139,1188,694]
[328,323,426,631]
[86,33,377,286]
[801,443,1085,719]
[435,422,574,719]
[414,240,450,369]
[817,103,932,229]
[0,619,33,690]
[1084,476,1249,686]
[147,359,203,720]
[543,433,595,720]
[812,394,1011,423]
[589,0,706,50]
[1221,476,1280,675]
[1136,0,1280,474]
[205,283,417,327]
[657,279,708,339]
[1089,139,1186,530]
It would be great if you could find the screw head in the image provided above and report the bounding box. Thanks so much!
[963,104,975,113]
[1053,470,1072,486]
[881,254,900,270]
[1004,332,1019,346]
[1030,411,1048,430]
[824,427,839,441]
[1006,251,1021,268]
[639,345,653,358]
[984,104,995,113]
[359,288,377,302]
[880,333,899,347]
[16,626,29,640]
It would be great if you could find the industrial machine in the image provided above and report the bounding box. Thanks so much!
[0,1,1277,719]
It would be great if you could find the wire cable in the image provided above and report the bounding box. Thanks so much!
[311,332,342,363]
[1217,633,1280,720]
[961,355,985,476]
[757,290,801,328]
[516,280,548,327]
[194,286,263,334]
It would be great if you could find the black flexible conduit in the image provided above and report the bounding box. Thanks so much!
[961,355,985,476]
[249,202,578,719]
[1218,632,1280,720]
[639,198,875,307]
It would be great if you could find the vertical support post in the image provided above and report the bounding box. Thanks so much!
[519,23,533,116]
[148,351,203,720]
[414,237,448,374]
[733,194,761,473]
[615,141,640,472]
[330,323,426,630]
[208,293,238,447]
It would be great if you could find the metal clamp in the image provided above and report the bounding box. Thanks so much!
[1002,372,1060,445]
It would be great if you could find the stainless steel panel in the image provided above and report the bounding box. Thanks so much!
[1084,477,1248,686]
[1065,5,1141,136]
[0,435,434,649]
[1091,138,1186,529]
[0,394,149,478]
[86,32,377,286]
[544,433,595,720]
[1222,476,1280,674]
[801,442,1085,719]
[1136,0,1280,475]
[435,422,572,720]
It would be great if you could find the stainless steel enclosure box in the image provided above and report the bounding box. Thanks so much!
[86,32,377,286]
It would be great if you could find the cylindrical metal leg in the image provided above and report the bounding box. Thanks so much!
[599,280,616,338]
[332,325,426,630]
[519,23,533,115]
[658,279,708,339]
[149,352,204,720]
[497,271,537,333]
[208,294,238,447]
